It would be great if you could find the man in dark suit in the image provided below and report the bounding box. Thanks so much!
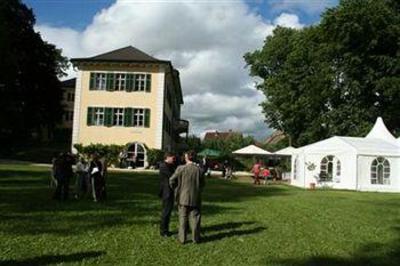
[159,152,176,237]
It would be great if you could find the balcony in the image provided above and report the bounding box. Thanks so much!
[173,119,189,134]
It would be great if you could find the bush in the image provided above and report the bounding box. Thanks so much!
[73,143,125,167]
[147,149,164,168]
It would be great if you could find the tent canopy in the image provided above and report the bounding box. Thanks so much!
[232,145,271,155]
[297,136,400,156]
[274,146,297,156]
[198,148,221,157]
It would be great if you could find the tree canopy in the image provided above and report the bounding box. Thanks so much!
[202,134,255,156]
[245,0,400,146]
[0,0,69,148]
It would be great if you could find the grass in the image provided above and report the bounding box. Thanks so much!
[0,163,399,266]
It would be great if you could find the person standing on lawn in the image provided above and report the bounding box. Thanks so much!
[251,161,262,185]
[75,157,88,199]
[89,153,104,202]
[158,152,176,237]
[53,152,74,200]
[169,151,205,244]
[262,167,271,185]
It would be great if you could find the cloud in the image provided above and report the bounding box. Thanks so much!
[35,0,304,140]
[274,13,304,29]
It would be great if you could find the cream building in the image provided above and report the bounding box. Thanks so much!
[71,46,188,167]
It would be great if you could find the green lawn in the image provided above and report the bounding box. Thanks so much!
[0,163,399,266]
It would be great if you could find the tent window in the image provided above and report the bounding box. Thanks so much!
[336,160,341,176]
[371,157,390,185]
[320,155,340,181]
[293,157,298,180]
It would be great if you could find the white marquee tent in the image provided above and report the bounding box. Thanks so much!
[274,146,297,156]
[291,117,400,193]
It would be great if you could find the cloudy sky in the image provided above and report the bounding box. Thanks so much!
[24,0,338,140]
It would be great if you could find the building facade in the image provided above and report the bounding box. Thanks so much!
[71,46,188,167]
[59,78,76,130]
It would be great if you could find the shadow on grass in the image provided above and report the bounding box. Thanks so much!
[269,225,400,266]
[203,221,256,233]
[202,226,266,243]
[0,165,289,237]
[198,221,266,243]
[0,251,105,266]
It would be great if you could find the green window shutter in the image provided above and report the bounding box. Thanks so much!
[105,108,113,127]
[133,74,138,91]
[126,74,133,92]
[144,109,151,128]
[106,73,115,91]
[89,73,95,90]
[87,107,94,126]
[124,108,133,127]
[146,74,151,92]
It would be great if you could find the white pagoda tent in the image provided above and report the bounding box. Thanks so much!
[291,117,400,193]
[232,145,271,156]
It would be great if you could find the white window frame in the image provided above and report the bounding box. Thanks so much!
[135,74,147,91]
[113,108,124,127]
[371,157,390,185]
[115,73,126,91]
[94,107,105,126]
[95,73,106,90]
[133,108,145,127]
[320,155,341,181]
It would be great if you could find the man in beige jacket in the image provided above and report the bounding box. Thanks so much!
[169,151,205,244]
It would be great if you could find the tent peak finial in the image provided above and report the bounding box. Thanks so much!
[365,117,396,142]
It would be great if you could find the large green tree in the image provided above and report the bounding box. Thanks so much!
[0,0,68,148]
[245,0,400,146]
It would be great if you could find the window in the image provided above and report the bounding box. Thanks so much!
[371,157,390,185]
[133,108,145,127]
[293,157,298,180]
[87,107,149,127]
[65,92,74,102]
[94,107,105,125]
[65,111,73,121]
[113,108,124,126]
[336,160,341,176]
[115,73,126,91]
[90,72,151,92]
[68,92,75,101]
[134,74,147,91]
[320,155,340,181]
[127,142,146,168]
[95,73,106,90]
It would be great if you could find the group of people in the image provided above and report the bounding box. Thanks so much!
[251,161,271,185]
[159,151,206,244]
[201,157,233,180]
[51,152,107,202]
